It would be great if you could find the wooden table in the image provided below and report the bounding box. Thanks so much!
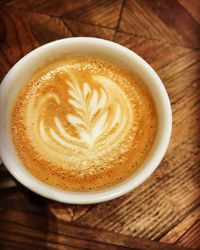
[0,1,200,249]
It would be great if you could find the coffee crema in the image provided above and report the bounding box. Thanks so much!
[11,57,157,191]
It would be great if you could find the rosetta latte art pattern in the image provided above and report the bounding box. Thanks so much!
[27,68,135,172]
[11,58,157,191]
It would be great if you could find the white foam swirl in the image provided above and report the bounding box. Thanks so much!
[25,69,136,172]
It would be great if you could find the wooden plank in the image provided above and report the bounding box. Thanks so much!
[178,0,200,24]
[0,225,129,250]
[119,0,200,48]
[49,202,92,222]
[113,32,199,81]
[49,202,75,222]
[0,209,188,250]
[0,7,72,53]
[63,19,114,40]
[0,7,115,82]
[161,207,200,245]
[6,0,122,28]
[176,220,200,249]
[0,7,38,73]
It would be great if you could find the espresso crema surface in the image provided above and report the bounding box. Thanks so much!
[11,57,157,191]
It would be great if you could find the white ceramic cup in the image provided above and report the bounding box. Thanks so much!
[0,37,172,204]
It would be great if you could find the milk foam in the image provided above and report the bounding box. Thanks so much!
[25,67,135,171]
[11,57,157,191]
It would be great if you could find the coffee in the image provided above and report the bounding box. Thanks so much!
[11,57,157,191]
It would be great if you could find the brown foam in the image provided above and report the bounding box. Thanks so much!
[11,57,157,191]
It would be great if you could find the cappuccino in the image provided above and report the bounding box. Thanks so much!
[11,57,157,191]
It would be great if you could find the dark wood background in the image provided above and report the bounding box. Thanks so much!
[0,0,200,249]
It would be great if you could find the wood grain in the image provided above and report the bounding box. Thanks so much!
[6,0,123,28]
[161,207,200,246]
[0,0,200,249]
[0,208,188,250]
[119,0,200,48]
[178,0,200,24]
[63,19,114,40]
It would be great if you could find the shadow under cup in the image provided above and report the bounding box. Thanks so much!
[0,37,172,204]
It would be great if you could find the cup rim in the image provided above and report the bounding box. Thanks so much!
[0,37,172,204]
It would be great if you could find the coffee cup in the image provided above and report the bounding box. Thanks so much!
[0,37,172,204]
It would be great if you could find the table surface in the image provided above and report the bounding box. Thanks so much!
[0,0,200,249]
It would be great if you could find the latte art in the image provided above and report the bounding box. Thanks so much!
[64,75,130,148]
[26,69,135,172]
[44,76,130,148]
[11,57,157,191]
